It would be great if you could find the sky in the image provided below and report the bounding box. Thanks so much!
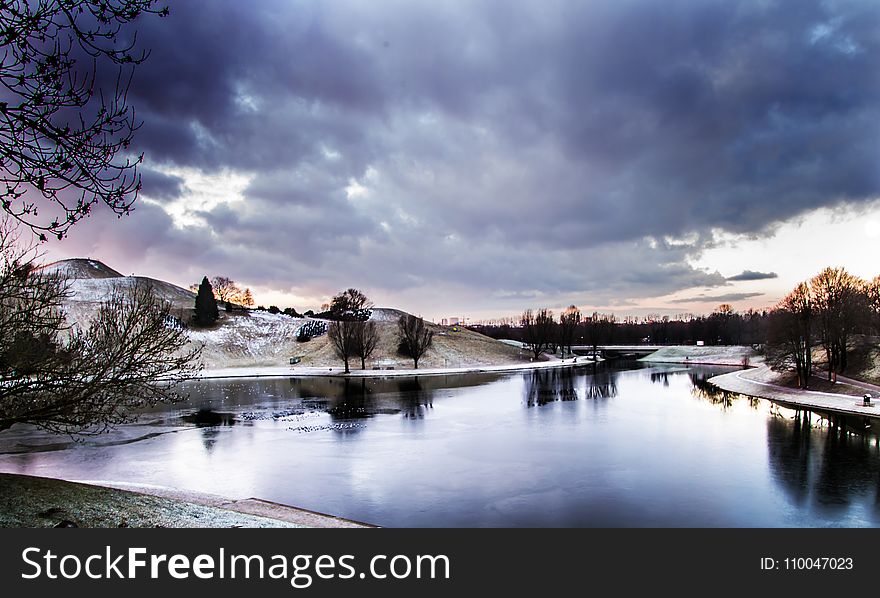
[39,0,880,322]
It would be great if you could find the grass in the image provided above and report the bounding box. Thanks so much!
[0,473,298,528]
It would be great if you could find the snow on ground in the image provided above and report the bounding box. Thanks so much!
[44,259,537,372]
[188,311,315,368]
[35,258,123,279]
[369,307,408,322]
[639,345,760,366]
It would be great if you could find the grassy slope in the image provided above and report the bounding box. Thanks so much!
[189,309,531,370]
[42,257,527,371]
[639,345,758,366]
[0,474,296,528]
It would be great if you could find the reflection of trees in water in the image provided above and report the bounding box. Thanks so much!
[200,427,220,453]
[766,412,812,505]
[401,394,433,419]
[289,372,500,399]
[814,418,879,510]
[688,371,753,410]
[650,372,670,387]
[187,412,235,454]
[585,363,617,399]
[178,408,236,453]
[327,378,373,420]
[525,369,576,406]
[524,364,618,406]
[766,410,880,513]
[287,376,439,422]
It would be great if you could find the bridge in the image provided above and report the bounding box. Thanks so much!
[570,345,659,358]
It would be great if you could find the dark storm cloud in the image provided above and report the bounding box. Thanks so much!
[63,0,880,310]
[139,168,185,201]
[726,270,779,281]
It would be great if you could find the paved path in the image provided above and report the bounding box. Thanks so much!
[709,366,880,419]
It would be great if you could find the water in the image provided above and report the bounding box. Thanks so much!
[1,362,879,527]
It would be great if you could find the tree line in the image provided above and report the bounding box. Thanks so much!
[767,268,879,388]
[471,267,880,390]
[471,304,770,356]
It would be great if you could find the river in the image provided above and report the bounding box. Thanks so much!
[1,362,878,527]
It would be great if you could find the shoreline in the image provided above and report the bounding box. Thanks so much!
[195,356,602,380]
[0,473,373,528]
[709,365,880,420]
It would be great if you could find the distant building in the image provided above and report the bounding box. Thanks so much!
[449,317,459,325]
[441,318,448,326]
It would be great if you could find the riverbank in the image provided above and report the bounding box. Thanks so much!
[708,365,880,420]
[0,474,372,528]
[639,345,758,366]
[198,355,599,380]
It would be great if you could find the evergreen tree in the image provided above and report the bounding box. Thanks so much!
[194,277,219,326]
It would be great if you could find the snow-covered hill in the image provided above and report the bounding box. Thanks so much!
[35,258,195,309]
[41,258,528,371]
[36,258,123,279]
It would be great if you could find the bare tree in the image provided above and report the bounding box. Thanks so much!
[766,283,813,388]
[328,321,357,374]
[810,267,863,381]
[242,288,255,308]
[867,275,880,335]
[0,1,168,240]
[326,288,373,373]
[521,308,555,360]
[559,305,581,357]
[352,321,380,369]
[397,314,433,369]
[210,276,242,305]
[0,222,200,434]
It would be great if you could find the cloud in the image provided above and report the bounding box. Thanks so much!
[669,292,765,304]
[45,0,880,315]
[726,270,779,281]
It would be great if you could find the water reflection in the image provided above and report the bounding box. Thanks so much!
[766,410,880,515]
[524,369,576,406]
[766,412,813,505]
[688,370,759,410]
[288,376,451,424]
[179,409,237,453]
[523,364,621,407]
[4,363,880,527]
[585,364,618,399]
[650,372,670,387]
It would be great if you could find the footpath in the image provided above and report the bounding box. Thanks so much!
[708,366,880,419]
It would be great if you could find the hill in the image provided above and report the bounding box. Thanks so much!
[188,308,528,370]
[41,259,529,371]
[36,258,124,279]
[35,258,196,328]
